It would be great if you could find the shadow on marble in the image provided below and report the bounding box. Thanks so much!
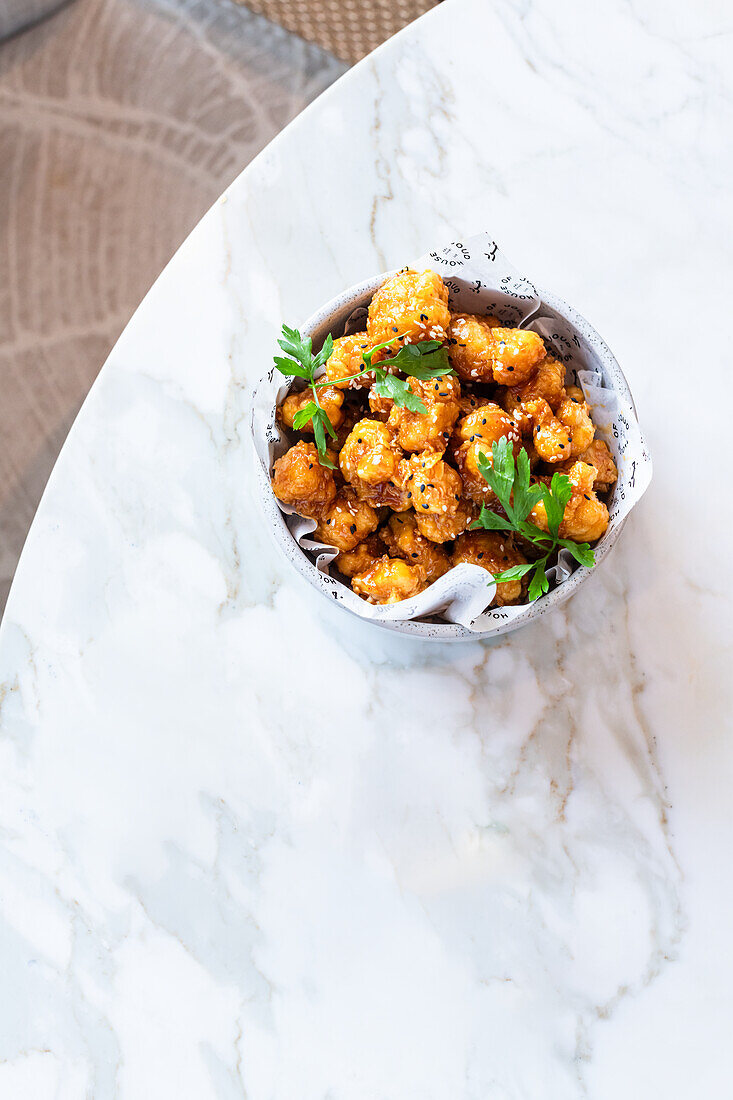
[0,0,346,612]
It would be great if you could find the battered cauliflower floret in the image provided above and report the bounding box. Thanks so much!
[324,332,386,390]
[271,440,337,518]
[414,498,474,543]
[339,419,401,486]
[452,402,522,447]
[351,556,425,604]
[531,461,609,543]
[399,452,463,516]
[505,356,567,412]
[335,534,385,578]
[446,313,500,383]
[313,488,379,551]
[367,269,451,350]
[387,375,461,453]
[563,438,617,492]
[451,404,523,504]
[451,531,527,606]
[382,513,451,584]
[447,313,546,385]
[556,394,595,458]
[279,385,344,433]
[524,397,572,464]
[488,327,547,385]
[368,385,394,421]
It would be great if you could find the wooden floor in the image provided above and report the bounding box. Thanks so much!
[0,0,345,610]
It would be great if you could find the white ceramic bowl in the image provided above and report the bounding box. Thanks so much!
[256,273,635,642]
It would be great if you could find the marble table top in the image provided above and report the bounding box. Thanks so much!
[0,0,730,1095]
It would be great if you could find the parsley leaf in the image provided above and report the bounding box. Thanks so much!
[273,325,338,467]
[472,438,598,602]
[371,370,427,413]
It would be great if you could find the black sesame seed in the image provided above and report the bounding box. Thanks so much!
[584,494,590,500]
[350,524,356,533]
[422,503,429,509]
[482,418,487,424]
[407,491,412,498]
[559,443,565,449]
[420,485,426,492]
[392,326,398,332]
[478,552,484,559]
[507,366,514,372]
[308,463,313,469]
[358,438,362,443]
[411,552,418,558]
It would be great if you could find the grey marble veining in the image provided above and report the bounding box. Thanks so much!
[0,0,731,1095]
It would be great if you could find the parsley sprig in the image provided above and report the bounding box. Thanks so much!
[273,325,454,465]
[274,326,338,468]
[472,437,596,602]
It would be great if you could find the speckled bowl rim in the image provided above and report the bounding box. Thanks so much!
[259,272,633,642]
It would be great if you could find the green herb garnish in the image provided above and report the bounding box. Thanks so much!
[274,325,338,467]
[472,437,596,601]
[274,326,454,461]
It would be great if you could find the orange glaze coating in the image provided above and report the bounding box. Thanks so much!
[271,268,614,606]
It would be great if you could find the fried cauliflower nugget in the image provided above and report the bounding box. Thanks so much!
[367,269,451,349]
[399,451,463,516]
[335,534,385,578]
[314,488,379,551]
[505,356,567,413]
[451,531,527,606]
[556,395,595,459]
[563,438,617,492]
[382,513,451,583]
[368,386,394,421]
[351,557,424,604]
[324,332,386,390]
[452,402,522,447]
[339,419,401,485]
[524,397,573,464]
[451,402,523,504]
[279,385,344,433]
[447,313,546,385]
[387,375,461,453]
[414,498,474,543]
[271,440,337,517]
[531,461,609,543]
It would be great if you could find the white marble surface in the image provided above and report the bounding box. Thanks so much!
[0,0,731,1095]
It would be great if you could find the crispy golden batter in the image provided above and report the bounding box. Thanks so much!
[324,332,386,390]
[399,451,463,516]
[562,438,617,492]
[505,356,567,412]
[531,461,609,543]
[279,386,345,433]
[271,441,337,517]
[446,314,500,383]
[556,395,595,458]
[367,269,451,350]
[335,534,385,578]
[382,513,451,583]
[314,488,379,551]
[414,498,474,543]
[388,375,461,453]
[451,531,527,605]
[447,313,545,385]
[451,404,523,504]
[368,386,394,420]
[351,556,424,604]
[452,402,522,447]
[339,419,401,485]
[524,397,573,464]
